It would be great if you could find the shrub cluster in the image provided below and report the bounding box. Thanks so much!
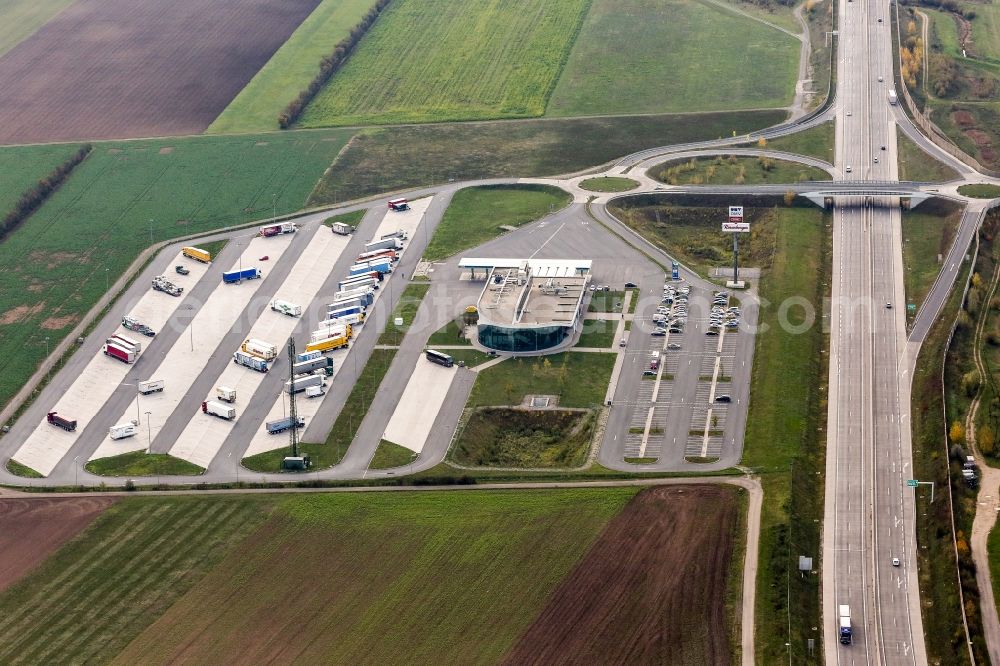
[0,144,91,243]
[278,0,393,128]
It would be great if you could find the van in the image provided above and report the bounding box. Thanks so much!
[305,385,325,398]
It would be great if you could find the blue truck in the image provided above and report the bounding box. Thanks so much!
[222,267,262,283]
[266,415,305,434]
[327,304,363,320]
[348,259,391,276]
[233,350,268,372]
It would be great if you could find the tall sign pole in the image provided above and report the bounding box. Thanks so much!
[723,206,749,287]
[287,338,299,458]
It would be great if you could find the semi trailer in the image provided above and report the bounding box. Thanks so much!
[103,342,137,364]
[241,338,278,360]
[109,421,139,440]
[152,275,183,296]
[122,315,155,337]
[216,386,237,403]
[332,286,374,306]
[270,299,302,317]
[356,249,397,263]
[330,221,354,235]
[223,267,262,283]
[138,379,164,394]
[46,411,77,431]
[305,333,349,353]
[349,259,391,276]
[259,222,297,237]
[296,350,323,363]
[202,400,236,420]
[285,373,325,394]
[233,350,268,372]
[365,237,404,252]
[338,275,380,291]
[265,415,305,434]
[293,356,334,376]
[182,247,211,263]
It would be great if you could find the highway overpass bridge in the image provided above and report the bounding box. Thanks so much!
[633,181,952,208]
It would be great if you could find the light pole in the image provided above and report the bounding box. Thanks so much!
[104,267,109,294]
[187,304,194,351]
[73,456,79,487]
[237,241,243,283]
[145,411,152,452]
[272,193,277,221]
[148,219,153,246]
[43,337,50,382]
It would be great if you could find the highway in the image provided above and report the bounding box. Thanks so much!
[822,0,926,662]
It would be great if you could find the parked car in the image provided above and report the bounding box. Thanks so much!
[175,265,190,275]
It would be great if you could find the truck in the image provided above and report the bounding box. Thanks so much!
[338,275,380,291]
[222,267,262,283]
[182,247,212,263]
[328,312,364,327]
[233,350,269,372]
[311,322,351,343]
[109,421,139,440]
[296,350,323,363]
[216,386,236,403]
[47,411,77,431]
[259,222,297,237]
[357,249,397,264]
[305,333,350,354]
[242,338,278,361]
[152,275,183,296]
[327,304,363,319]
[265,415,305,434]
[270,299,302,317]
[365,237,404,252]
[381,229,408,241]
[839,605,852,644]
[109,334,141,353]
[122,315,156,337]
[333,286,375,306]
[202,400,236,420]
[387,197,410,211]
[305,385,325,398]
[285,373,325,394]
[330,221,354,236]
[328,297,367,314]
[293,356,333,376]
[349,260,391,277]
[138,379,164,394]
[888,89,898,105]
[103,342,137,364]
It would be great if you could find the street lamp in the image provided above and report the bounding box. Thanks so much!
[272,193,277,221]
[43,337,50,382]
[237,241,243,282]
[73,456,79,488]
[145,411,152,452]
[186,304,194,351]
[104,267,109,294]
[148,219,154,246]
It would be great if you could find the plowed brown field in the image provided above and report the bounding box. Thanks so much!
[0,497,114,592]
[502,485,740,666]
[0,0,321,145]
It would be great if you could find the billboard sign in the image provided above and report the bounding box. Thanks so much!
[728,206,744,222]
[722,221,750,233]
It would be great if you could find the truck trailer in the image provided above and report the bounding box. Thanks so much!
[285,373,325,394]
[182,247,211,263]
[356,249,397,264]
[103,343,137,364]
[270,299,302,317]
[152,275,183,296]
[202,400,236,420]
[259,222,297,237]
[349,259,391,276]
[305,333,349,354]
[332,287,374,306]
[387,198,409,211]
[109,421,139,440]
[242,338,278,361]
[326,311,364,328]
[122,315,155,337]
[109,334,141,354]
[328,297,367,314]
[839,605,852,644]
[265,415,305,434]
[327,304,363,319]
[233,350,268,372]
[296,350,323,363]
[223,267,262,283]
[338,275,380,291]
[365,237,404,252]
[138,379,164,394]
[330,221,354,235]
[888,89,898,105]
[312,321,352,342]
[216,386,237,403]
[293,356,334,376]
[46,411,77,431]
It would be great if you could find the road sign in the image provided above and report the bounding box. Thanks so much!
[906,479,918,487]
[671,261,680,280]
[728,205,744,222]
[722,221,750,232]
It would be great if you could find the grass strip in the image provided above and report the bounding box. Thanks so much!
[5,458,42,478]
[378,283,430,345]
[578,177,638,192]
[959,184,1000,199]
[468,352,615,408]
[85,451,204,477]
[368,439,417,470]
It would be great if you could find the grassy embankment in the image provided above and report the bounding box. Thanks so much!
[651,155,831,186]
[578,177,638,192]
[960,184,1000,199]
[368,439,417,470]
[613,197,830,662]
[242,349,397,472]
[298,0,591,127]
[423,184,570,261]
[307,110,786,203]
[111,490,637,663]
[84,452,203,477]
[322,209,366,228]
[378,283,430,345]
[207,0,375,133]
[0,131,353,415]
[765,122,835,162]
[902,199,963,326]
[4,459,42,478]
[897,131,962,182]
[546,0,798,115]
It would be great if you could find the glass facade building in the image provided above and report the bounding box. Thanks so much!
[478,324,568,352]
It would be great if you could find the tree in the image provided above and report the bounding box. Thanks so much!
[784,190,797,207]
[757,137,767,149]
[962,370,981,397]
[950,420,966,444]
[979,425,995,455]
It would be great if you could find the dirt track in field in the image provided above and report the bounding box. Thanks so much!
[0,0,321,145]
[0,497,114,592]
[502,485,740,666]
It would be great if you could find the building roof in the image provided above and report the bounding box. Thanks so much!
[465,258,590,329]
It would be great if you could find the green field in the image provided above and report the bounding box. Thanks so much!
[369,439,417,469]
[587,290,625,313]
[577,319,617,348]
[547,0,798,116]
[243,349,397,471]
[902,200,962,324]
[378,283,430,345]
[424,184,570,261]
[578,176,639,192]
[652,155,830,186]
[765,123,835,162]
[427,318,471,346]
[0,131,352,413]
[959,184,1000,198]
[207,0,375,133]
[323,209,366,228]
[308,110,786,204]
[444,348,493,367]
[0,0,74,58]
[85,452,204,477]
[0,143,83,217]
[897,131,961,182]
[298,0,590,127]
[452,408,595,468]
[469,352,615,408]
[0,496,273,665]
[111,490,636,664]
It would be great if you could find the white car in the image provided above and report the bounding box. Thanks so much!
[892,557,900,567]
[846,165,853,173]
[847,110,852,116]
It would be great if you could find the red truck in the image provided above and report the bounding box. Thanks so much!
[47,411,77,431]
[103,342,137,364]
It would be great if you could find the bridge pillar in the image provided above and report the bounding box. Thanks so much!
[905,193,930,209]
[801,192,830,209]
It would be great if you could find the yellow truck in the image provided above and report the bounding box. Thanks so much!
[305,333,350,354]
[182,246,211,263]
